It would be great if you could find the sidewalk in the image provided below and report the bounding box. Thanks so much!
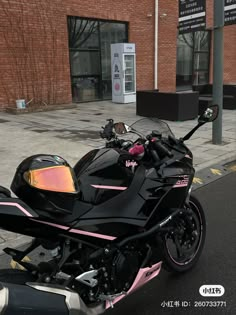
[0,101,236,252]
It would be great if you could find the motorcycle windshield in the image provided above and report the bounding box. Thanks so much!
[131,118,174,138]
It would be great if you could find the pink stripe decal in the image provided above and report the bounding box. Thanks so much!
[172,175,189,178]
[69,228,116,241]
[106,261,162,309]
[173,179,189,188]
[172,175,189,188]
[173,183,189,188]
[30,219,69,230]
[0,202,33,217]
[30,220,116,240]
[91,185,127,191]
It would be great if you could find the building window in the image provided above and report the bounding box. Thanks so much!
[68,17,128,102]
[176,31,211,90]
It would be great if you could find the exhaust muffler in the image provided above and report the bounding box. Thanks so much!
[0,282,105,315]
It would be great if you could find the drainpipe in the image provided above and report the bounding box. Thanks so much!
[154,0,158,90]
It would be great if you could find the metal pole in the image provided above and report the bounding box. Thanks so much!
[212,0,224,144]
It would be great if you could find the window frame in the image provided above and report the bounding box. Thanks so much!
[176,31,211,90]
[67,16,128,102]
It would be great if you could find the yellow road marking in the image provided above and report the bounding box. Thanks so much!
[210,168,222,176]
[228,165,236,172]
[193,177,203,184]
[10,256,31,270]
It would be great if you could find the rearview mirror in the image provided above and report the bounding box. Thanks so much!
[114,122,131,134]
[198,105,219,123]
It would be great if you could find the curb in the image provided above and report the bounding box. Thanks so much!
[5,103,77,115]
[193,155,236,190]
[194,152,236,172]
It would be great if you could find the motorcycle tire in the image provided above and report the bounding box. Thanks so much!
[0,269,35,284]
[162,194,206,273]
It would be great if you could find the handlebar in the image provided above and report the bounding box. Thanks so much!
[150,149,160,163]
[152,140,173,159]
[105,138,133,149]
[146,133,173,160]
[100,120,173,162]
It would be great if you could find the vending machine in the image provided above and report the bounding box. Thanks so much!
[111,43,136,103]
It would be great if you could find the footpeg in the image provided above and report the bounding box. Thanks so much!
[4,248,26,261]
[76,270,98,288]
[3,247,38,272]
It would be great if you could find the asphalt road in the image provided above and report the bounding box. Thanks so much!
[0,172,235,315]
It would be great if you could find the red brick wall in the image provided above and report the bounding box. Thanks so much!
[206,0,214,83]
[224,25,236,83]
[0,0,155,110]
[0,0,235,110]
[206,0,236,84]
[209,25,236,84]
[158,0,178,92]
[0,0,72,110]
[206,0,214,26]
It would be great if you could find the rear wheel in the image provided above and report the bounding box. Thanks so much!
[162,195,206,273]
[0,269,35,284]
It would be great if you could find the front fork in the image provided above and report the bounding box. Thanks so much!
[186,184,193,204]
[157,198,197,258]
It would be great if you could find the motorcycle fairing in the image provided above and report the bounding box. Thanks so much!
[32,199,93,224]
[78,165,146,221]
[106,261,162,309]
[0,198,38,217]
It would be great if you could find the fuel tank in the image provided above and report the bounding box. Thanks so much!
[71,148,195,237]
[74,148,139,205]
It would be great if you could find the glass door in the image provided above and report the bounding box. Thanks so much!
[68,19,101,102]
[70,49,101,102]
[176,33,193,90]
[124,54,135,94]
[100,22,128,99]
[192,32,210,86]
[68,17,128,102]
[176,31,210,91]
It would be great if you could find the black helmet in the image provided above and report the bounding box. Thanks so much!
[11,154,79,214]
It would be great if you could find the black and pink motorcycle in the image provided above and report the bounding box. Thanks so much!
[0,106,218,315]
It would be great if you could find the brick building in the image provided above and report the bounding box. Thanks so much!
[0,0,235,110]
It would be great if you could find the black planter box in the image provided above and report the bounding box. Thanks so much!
[193,84,236,110]
[198,96,213,115]
[136,90,199,121]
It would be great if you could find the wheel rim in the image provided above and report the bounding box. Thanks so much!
[165,200,203,266]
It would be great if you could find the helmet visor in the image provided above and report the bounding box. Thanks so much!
[25,165,77,193]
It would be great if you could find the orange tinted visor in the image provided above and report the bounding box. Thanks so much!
[25,166,77,193]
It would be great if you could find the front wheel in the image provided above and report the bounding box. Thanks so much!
[162,195,206,273]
